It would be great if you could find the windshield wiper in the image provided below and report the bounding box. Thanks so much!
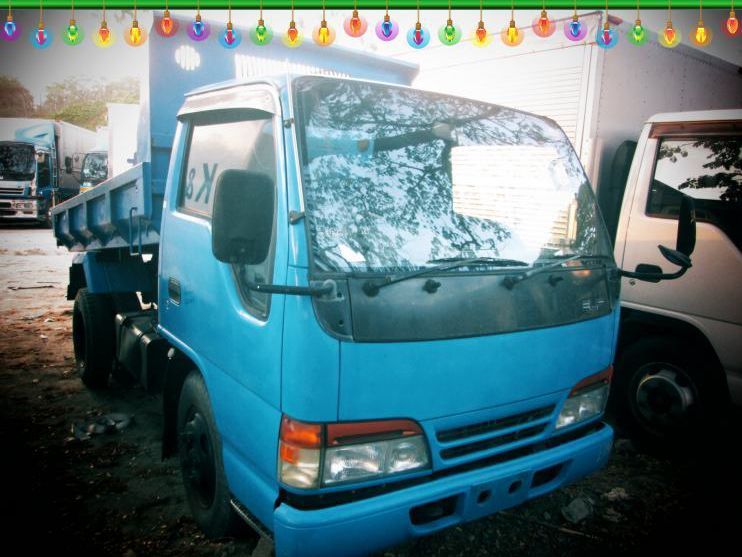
[501,253,612,289]
[362,256,530,297]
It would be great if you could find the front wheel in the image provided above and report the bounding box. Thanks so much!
[177,372,240,539]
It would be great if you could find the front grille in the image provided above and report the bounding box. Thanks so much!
[436,404,555,461]
[440,424,547,459]
[0,187,23,195]
[437,405,555,443]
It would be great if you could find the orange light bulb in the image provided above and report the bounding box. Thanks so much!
[664,21,675,44]
[726,10,738,35]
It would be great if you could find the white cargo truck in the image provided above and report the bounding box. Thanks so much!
[610,109,741,442]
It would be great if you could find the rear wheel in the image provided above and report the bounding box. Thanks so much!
[72,288,116,389]
[177,372,240,539]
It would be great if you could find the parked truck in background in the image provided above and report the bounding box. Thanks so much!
[80,104,140,193]
[50,15,698,556]
[606,110,742,443]
[0,118,96,225]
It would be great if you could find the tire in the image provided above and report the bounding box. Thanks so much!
[177,372,240,539]
[72,288,116,389]
[613,336,721,446]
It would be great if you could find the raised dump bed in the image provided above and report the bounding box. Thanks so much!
[52,163,161,253]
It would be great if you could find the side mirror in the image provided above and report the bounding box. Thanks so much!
[657,195,696,268]
[64,156,73,174]
[211,170,274,265]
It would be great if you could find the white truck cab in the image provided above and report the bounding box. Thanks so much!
[612,110,742,442]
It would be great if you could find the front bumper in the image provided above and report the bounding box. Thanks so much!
[0,198,45,221]
[273,422,613,557]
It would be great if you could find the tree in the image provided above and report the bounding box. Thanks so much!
[658,138,742,204]
[0,75,35,117]
[36,78,139,130]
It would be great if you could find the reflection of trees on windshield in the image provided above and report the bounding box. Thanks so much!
[658,138,742,203]
[83,153,108,182]
[295,79,604,272]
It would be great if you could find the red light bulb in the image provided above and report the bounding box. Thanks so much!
[726,10,739,35]
[161,10,173,35]
[664,22,676,44]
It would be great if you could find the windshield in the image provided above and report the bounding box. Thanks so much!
[294,78,612,274]
[0,143,35,181]
[82,152,108,183]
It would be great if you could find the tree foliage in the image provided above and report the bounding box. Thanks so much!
[0,76,35,117]
[35,78,139,130]
[658,138,742,203]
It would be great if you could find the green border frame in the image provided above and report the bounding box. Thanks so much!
[4,1,733,9]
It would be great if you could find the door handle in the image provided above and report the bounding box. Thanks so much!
[168,277,181,304]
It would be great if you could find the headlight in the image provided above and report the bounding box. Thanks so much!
[278,416,430,489]
[556,367,612,429]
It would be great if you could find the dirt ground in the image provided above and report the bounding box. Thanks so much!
[1,227,740,557]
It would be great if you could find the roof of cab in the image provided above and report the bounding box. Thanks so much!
[647,109,742,124]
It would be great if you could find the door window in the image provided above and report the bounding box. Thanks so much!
[647,136,741,250]
[179,111,278,317]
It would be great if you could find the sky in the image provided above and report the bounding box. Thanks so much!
[1,8,740,104]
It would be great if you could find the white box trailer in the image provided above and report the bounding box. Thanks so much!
[403,11,742,236]
[106,103,139,179]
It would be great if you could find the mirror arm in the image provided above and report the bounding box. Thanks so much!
[237,270,336,297]
[618,266,689,282]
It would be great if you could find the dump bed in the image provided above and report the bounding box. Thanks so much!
[52,163,161,253]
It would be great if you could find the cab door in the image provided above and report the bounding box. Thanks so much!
[618,120,742,325]
[158,86,289,522]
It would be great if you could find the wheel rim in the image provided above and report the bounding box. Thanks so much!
[634,364,697,433]
[181,409,217,509]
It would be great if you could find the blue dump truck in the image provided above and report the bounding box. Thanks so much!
[0,118,96,225]
[51,16,697,557]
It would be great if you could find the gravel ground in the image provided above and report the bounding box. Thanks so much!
[1,227,740,556]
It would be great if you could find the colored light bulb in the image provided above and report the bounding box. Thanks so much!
[414,27,423,45]
[602,28,611,45]
[538,11,549,34]
[161,10,173,35]
[193,15,204,37]
[632,22,644,41]
[288,23,298,42]
[692,19,711,46]
[569,19,581,37]
[256,22,267,41]
[726,11,739,35]
[475,24,487,43]
[35,24,47,45]
[66,21,78,41]
[664,22,676,44]
[225,25,235,45]
[507,22,518,44]
[381,18,393,37]
[4,16,15,38]
[350,10,361,33]
[445,23,455,42]
[98,21,110,43]
[319,24,329,43]
[130,22,141,44]
[376,15,399,41]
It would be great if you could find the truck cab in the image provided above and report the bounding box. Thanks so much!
[612,110,742,442]
[0,138,54,223]
[58,74,622,556]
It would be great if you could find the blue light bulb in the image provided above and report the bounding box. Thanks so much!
[569,20,581,37]
[5,19,16,37]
